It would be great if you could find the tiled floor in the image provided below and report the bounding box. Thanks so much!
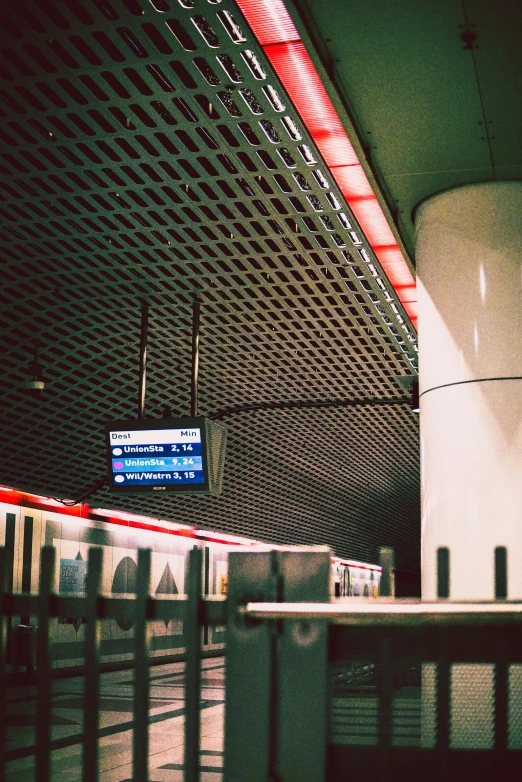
[5,657,225,781]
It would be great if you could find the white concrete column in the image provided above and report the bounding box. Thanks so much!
[416,182,522,751]
[416,181,522,601]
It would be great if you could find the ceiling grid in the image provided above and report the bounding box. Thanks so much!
[0,0,420,572]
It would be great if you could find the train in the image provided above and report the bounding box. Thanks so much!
[0,485,381,669]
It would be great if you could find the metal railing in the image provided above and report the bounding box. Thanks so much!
[4,542,521,781]
[241,600,522,623]
[0,544,226,782]
[224,546,522,782]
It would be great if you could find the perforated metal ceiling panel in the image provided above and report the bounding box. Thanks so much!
[0,0,420,572]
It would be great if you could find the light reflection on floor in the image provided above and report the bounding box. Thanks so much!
[5,657,225,781]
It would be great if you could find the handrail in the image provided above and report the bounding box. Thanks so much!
[242,600,522,626]
[0,592,227,625]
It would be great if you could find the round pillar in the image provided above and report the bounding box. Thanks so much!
[416,181,522,600]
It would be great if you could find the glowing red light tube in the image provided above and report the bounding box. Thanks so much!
[236,0,417,328]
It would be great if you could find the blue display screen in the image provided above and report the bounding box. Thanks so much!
[108,425,205,489]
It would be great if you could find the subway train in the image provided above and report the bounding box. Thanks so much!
[0,486,381,669]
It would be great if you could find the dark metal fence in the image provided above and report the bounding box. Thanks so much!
[225,546,522,782]
[0,544,225,782]
[4,543,521,781]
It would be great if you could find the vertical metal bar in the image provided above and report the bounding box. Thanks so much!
[133,548,151,782]
[191,298,200,417]
[379,548,395,597]
[203,546,210,646]
[36,546,55,782]
[21,515,34,625]
[436,628,450,780]
[435,549,450,771]
[137,302,149,420]
[83,548,103,782]
[494,632,508,753]
[0,548,8,780]
[495,546,507,600]
[267,551,280,781]
[494,547,508,754]
[224,550,273,782]
[437,547,450,599]
[184,546,203,782]
[4,513,16,665]
[277,548,331,782]
[377,634,393,782]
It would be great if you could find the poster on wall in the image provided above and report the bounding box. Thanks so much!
[215,560,228,596]
[59,558,87,630]
[59,559,87,593]
[219,573,228,596]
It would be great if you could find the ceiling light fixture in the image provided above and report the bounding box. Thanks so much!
[22,340,46,397]
[236,0,418,330]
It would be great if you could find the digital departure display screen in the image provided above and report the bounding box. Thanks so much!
[106,420,206,493]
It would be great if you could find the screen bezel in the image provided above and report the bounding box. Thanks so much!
[105,417,210,494]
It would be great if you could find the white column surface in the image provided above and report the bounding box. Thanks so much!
[416,182,522,600]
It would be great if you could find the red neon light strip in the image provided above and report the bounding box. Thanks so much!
[0,485,382,565]
[236,0,417,328]
[96,514,199,539]
[0,486,243,546]
[0,486,88,517]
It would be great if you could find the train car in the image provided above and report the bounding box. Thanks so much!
[0,486,381,670]
[332,558,381,597]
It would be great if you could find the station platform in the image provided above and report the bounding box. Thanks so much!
[5,659,225,782]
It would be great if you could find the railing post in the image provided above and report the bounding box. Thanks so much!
[184,545,203,782]
[437,547,450,599]
[435,628,450,780]
[277,548,331,782]
[377,634,393,781]
[83,547,103,782]
[494,547,507,600]
[224,549,275,782]
[36,546,55,782]
[133,548,151,782]
[379,548,395,597]
[203,546,210,646]
[494,547,508,754]
[0,548,8,780]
